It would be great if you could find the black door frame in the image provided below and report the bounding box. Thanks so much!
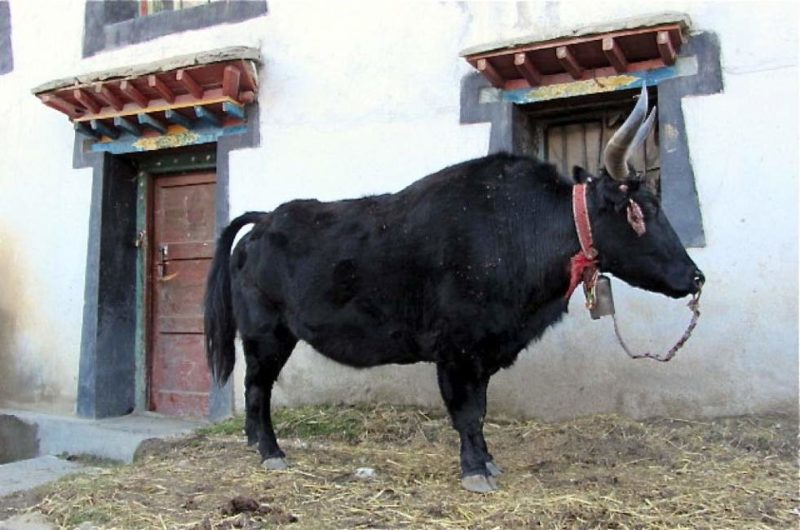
[74,105,260,419]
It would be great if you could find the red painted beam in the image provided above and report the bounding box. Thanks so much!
[237,59,258,91]
[176,69,203,99]
[148,74,175,103]
[239,90,256,104]
[222,65,241,102]
[602,37,628,73]
[120,80,149,108]
[73,88,102,114]
[477,58,504,88]
[40,94,82,118]
[556,46,584,80]
[657,31,676,65]
[93,83,124,111]
[513,52,543,86]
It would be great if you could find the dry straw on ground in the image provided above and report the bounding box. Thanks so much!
[2,404,797,529]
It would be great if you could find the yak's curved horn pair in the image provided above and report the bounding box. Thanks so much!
[603,85,658,181]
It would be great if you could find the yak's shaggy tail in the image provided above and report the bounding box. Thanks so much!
[204,211,266,384]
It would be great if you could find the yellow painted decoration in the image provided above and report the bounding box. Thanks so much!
[524,75,637,100]
[133,126,200,151]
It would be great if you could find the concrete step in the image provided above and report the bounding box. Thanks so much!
[0,511,58,530]
[0,455,87,498]
[0,409,205,464]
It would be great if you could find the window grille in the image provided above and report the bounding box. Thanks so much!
[542,106,660,193]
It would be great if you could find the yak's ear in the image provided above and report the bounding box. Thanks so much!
[597,176,641,212]
[572,166,594,184]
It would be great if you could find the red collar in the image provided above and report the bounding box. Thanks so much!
[565,184,599,302]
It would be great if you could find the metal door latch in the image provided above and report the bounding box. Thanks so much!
[158,245,168,278]
[157,245,178,281]
[134,230,146,248]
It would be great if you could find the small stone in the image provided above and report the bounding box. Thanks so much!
[354,467,377,480]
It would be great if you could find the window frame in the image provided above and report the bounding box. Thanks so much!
[82,0,267,58]
[0,1,12,75]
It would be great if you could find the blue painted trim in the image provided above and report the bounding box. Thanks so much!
[114,116,141,137]
[138,114,167,134]
[75,122,101,139]
[222,101,245,120]
[165,109,195,129]
[90,124,248,155]
[91,119,119,139]
[195,106,221,127]
[502,56,698,105]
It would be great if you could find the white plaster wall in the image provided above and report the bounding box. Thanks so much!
[0,0,796,419]
[0,1,92,407]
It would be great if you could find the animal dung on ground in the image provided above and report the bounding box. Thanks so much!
[221,496,261,515]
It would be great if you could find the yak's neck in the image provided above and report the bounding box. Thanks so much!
[522,182,584,305]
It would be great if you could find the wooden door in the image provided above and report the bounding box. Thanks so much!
[149,171,216,417]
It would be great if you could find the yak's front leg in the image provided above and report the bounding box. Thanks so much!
[244,359,259,446]
[436,361,497,493]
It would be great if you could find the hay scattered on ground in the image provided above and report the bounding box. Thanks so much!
[3,405,797,529]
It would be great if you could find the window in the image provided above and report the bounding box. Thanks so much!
[0,1,12,75]
[82,0,268,58]
[138,0,225,18]
[529,97,660,195]
[459,19,723,247]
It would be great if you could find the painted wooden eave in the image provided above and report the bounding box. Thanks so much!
[461,13,691,91]
[32,46,260,151]
[31,46,261,94]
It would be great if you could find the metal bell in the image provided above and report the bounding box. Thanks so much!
[589,275,615,320]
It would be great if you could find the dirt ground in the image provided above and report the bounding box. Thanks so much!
[0,404,796,529]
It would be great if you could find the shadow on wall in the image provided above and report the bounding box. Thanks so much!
[0,227,63,406]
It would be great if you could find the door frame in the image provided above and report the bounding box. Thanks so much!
[75,104,259,419]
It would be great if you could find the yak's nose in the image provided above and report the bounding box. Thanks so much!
[693,270,705,289]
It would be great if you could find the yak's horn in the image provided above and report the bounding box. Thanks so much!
[603,85,649,180]
[629,106,658,175]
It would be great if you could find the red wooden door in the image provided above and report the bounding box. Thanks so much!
[149,171,216,417]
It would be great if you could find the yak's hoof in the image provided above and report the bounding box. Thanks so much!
[262,457,289,470]
[461,474,498,493]
[486,461,503,477]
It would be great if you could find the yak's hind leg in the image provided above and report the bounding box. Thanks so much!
[232,272,297,468]
[436,361,497,493]
[242,326,296,469]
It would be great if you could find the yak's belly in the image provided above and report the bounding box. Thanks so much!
[299,320,429,368]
